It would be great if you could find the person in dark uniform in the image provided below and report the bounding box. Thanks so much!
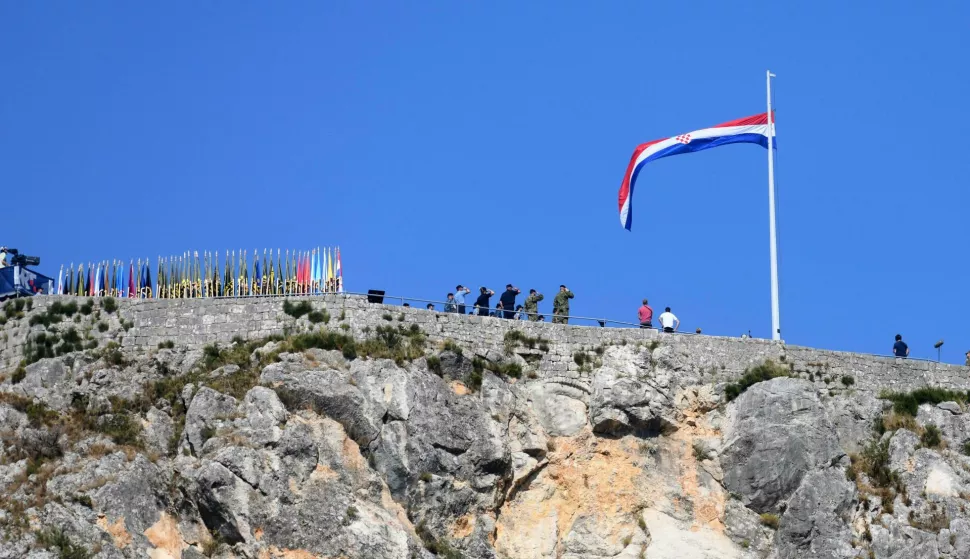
[499,284,520,319]
[476,287,494,316]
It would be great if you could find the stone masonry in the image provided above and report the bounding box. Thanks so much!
[1,295,967,395]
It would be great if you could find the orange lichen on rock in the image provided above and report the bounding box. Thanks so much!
[260,547,326,559]
[97,514,132,549]
[452,513,476,539]
[672,396,726,534]
[144,512,187,559]
[494,430,652,558]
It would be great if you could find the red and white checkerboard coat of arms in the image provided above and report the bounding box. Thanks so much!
[675,134,691,144]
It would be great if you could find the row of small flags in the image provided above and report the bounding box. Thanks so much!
[55,247,343,299]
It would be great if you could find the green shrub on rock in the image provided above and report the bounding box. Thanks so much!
[921,423,943,449]
[283,300,313,319]
[724,360,789,402]
[880,387,970,417]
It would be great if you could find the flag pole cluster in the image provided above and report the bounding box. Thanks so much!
[54,247,344,299]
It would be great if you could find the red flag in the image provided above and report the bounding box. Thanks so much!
[87,266,94,296]
[128,263,136,298]
[303,253,313,293]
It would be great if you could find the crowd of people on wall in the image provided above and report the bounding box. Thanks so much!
[414,284,688,332]
[429,284,576,323]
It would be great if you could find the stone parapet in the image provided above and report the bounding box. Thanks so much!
[1,295,966,394]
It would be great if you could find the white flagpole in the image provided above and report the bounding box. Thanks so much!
[766,70,781,341]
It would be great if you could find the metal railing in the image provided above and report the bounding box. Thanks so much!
[339,290,686,332]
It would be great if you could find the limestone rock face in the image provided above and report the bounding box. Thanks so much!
[3,319,970,559]
[721,378,842,513]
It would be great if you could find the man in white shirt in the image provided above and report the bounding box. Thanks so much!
[658,307,679,333]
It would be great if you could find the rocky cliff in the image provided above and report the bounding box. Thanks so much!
[1,296,970,559]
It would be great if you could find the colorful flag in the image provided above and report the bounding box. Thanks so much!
[304,251,310,293]
[212,251,220,297]
[337,247,343,292]
[240,250,249,296]
[193,251,200,298]
[128,261,135,298]
[141,260,152,298]
[156,259,164,299]
[310,249,317,294]
[223,251,232,297]
[181,253,189,298]
[254,250,262,295]
[276,249,283,295]
[618,112,776,230]
[262,249,269,295]
[201,252,208,297]
[267,250,276,296]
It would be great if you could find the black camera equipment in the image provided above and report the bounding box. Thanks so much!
[3,248,41,267]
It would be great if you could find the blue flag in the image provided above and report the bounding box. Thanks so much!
[142,262,153,298]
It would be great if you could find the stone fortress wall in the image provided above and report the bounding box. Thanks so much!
[0,295,966,394]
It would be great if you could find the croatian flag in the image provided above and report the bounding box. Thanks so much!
[618,112,775,230]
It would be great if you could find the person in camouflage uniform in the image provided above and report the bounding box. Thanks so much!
[523,289,544,321]
[552,285,574,324]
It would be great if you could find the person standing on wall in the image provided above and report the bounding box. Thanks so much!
[552,285,574,324]
[444,293,457,313]
[638,299,654,329]
[523,289,544,321]
[454,285,470,315]
[476,287,494,317]
[658,307,679,333]
[893,334,909,360]
[500,284,520,319]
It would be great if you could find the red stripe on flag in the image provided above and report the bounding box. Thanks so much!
[618,138,666,211]
[712,112,774,128]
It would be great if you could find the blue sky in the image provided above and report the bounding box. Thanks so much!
[2,2,968,362]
